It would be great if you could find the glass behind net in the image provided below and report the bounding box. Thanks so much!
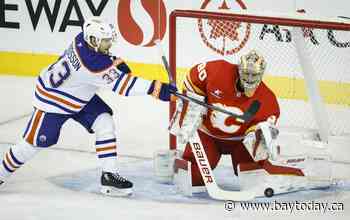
[172,11,350,137]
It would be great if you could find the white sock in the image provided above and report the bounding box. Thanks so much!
[0,139,40,179]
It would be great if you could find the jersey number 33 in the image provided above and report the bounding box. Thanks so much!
[48,56,71,88]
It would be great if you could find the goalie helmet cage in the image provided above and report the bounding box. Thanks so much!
[168,9,350,149]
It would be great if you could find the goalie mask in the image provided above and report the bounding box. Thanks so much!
[83,17,117,55]
[238,50,266,97]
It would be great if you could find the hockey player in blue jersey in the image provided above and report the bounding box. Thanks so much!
[0,17,176,196]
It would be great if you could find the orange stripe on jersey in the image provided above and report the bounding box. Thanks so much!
[119,74,132,95]
[26,110,43,145]
[5,152,19,169]
[186,75,206,96]
[36,85,82,109]
[183,79,194,92]
[96,145,116,152]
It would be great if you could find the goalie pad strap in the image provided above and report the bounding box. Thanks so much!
[175,158,189,172]
[240,160,305,176]
[252,130,262,158]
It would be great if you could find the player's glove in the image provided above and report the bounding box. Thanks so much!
[148,80,177,101]
[243,120,279,161]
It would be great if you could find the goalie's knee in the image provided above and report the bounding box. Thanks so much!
[238,156,332,197]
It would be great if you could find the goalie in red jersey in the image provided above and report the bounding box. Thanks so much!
[154,50,332,198]
[176,50,283,184]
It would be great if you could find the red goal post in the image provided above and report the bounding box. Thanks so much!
[168,9,350,150]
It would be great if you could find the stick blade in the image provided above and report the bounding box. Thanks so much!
[208,188,256,201]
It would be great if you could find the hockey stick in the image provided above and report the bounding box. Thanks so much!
[338,16,350,20]
[188,132,256,201]
[174,91,260,123]
[154,39,260,123]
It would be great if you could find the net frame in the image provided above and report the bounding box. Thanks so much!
[169,9,350,149]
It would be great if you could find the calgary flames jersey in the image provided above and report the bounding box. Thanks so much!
[183,60,280,139]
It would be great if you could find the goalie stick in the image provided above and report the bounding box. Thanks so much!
[154,39,261,123]
[155,39,256,201]
[188,132,256,201]
[338,16,350,20]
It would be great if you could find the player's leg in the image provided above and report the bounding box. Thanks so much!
[0,109,69,184]
[228,141,256,175]
[229,141,303,175]
[72,95,132,196]
[0,139,39,185]
[231,141,331,197]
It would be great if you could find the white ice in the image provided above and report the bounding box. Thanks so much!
[0,75,350,220]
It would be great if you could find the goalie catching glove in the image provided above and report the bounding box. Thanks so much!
[243,119,279,161]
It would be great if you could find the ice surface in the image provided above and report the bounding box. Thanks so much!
[0,76,350,220]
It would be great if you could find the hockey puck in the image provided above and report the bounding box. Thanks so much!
[264,188,274,197]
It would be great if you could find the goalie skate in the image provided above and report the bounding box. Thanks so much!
[100,172,133,197]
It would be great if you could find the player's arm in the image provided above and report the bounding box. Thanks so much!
[169,62,210,145]
[182,62,208,96]
[99,57,175,101]
[179,62,210,120]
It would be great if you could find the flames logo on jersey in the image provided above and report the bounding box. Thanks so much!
[198,0,251,55]
[210,103,243,134]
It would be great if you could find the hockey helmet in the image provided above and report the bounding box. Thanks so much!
[238,50,266,90]
[83,17,117,53]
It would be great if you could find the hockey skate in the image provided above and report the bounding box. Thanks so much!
[0,175,4,186]
[100,171,133,197]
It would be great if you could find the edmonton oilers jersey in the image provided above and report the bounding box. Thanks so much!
[33,32,153,114]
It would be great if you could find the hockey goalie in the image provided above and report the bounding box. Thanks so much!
[154,50,332,199]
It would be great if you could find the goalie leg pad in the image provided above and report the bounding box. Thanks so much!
[275,154,332,189]
[174,158,193,196]
[153,149,181,183]
[238,155,332,197]
[173,158,206,196]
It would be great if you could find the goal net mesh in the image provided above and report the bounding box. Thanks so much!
[169,10,350,141]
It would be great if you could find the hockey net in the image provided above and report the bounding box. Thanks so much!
[169,9,350,150]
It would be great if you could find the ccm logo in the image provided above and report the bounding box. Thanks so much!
[193,142,214,184]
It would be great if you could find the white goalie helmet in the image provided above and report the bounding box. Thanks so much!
[83,17,117,53]
[238,50,267,90]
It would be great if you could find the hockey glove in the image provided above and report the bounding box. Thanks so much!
[243,121,279,161]
[169,91,207,145]
[111,56,132,74]
[148,80,177,101]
